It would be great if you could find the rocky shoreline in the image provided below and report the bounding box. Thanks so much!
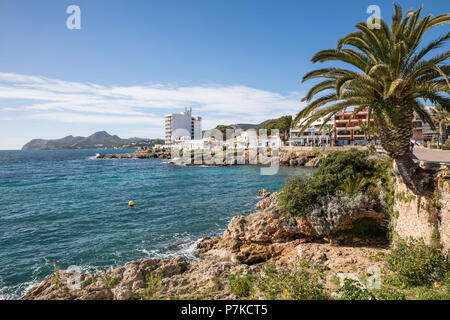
[22,154,449,300]
[96,150,171,160]
[96,147,328,168]
[23,190,389,300]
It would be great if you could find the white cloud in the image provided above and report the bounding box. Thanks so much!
[29,112,164,124]
[0,72,306,130]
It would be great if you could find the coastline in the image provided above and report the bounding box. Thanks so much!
[94,146,361,167]
[21,189,391,300]
[2,149,309,300]
[20,149,450,300]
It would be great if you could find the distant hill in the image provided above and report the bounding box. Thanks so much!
[22,131,160,150]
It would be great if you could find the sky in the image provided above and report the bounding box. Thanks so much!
[0,0,448,149]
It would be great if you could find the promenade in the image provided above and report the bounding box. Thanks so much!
[282,145,449,164]
[413,147,450,164]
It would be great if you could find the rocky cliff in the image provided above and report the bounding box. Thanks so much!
[197,191,388,265]
[392,163,450,253]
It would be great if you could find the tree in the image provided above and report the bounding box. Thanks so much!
[320,124,335,146]
[262,115,292,142]
[431,106,450,146]
[214,125,234,139]
[358,121,371,144]
[360,120,379,144]
[294,4,450,195]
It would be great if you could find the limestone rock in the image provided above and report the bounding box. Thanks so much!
[198,208,315,265]
[112,286,133,300]
[257,189,271,198]
[256,191,280,211]
[304,158,322,167]
[22,257,189,300]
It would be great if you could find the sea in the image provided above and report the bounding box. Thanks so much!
[0,149,313,299]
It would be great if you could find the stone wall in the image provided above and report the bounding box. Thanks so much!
[392,165,450,253]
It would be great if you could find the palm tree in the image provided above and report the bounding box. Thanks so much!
[359,120,370,144]
[321,124,335,146]
[339,175,368,196]
[431,106,450,146]
[294,4,450,195]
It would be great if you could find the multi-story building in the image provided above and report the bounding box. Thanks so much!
[411,106,441,143]
[288,117,333,146]
[164,107,202,144]
[334,109,375,146]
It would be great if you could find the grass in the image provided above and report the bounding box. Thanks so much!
[387,239,449,286]
[366,239,449,300]
[139,272,163,300]
[255,261,328,300]
[336,279,375,300]
[228,270,254,298]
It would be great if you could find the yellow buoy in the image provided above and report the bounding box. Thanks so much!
[128,201,134,207]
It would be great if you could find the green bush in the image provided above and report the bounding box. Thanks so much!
[336,279,376,300]
[339,176,368,196]
[277,175,319,217]
[387,239,449,286]
[442,140,450,150]
[278,149,392,217]
[228,270,254,298]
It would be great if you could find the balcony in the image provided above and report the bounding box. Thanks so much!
[335,119,352,123]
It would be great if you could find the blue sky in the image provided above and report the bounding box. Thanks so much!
[0,0,448,149]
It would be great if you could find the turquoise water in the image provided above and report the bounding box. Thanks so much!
[0,150,312,299]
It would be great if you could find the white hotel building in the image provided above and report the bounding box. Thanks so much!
[288,117,333,147]
[164,107,202,145]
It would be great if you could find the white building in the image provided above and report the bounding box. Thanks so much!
[165,107,202,144]
[288,117,333,146]
[180,137,223,151]
[224,130,282,150]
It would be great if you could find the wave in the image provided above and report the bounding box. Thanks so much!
[138,237,202,261]
[86,153,101,160]
[0,278,38,300]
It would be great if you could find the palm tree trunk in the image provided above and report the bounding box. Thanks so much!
[393,153,434,195]
[376,108,434,196]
